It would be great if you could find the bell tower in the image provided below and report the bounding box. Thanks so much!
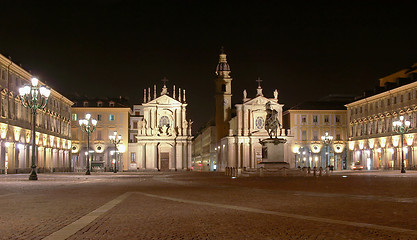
[215,48,232,141]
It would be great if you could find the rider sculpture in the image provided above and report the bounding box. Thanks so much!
[265,101,281,138]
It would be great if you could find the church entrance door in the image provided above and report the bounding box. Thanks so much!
[160,152,169,171]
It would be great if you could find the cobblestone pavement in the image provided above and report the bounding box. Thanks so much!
[1,171,417,239]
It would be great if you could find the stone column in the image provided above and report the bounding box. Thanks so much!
[182,106,186,136]
[236,105,242,136]
[228,141,234,167]
[176,142,183,170]
[155,144,159,170]
[237,140,241,168]
[187,140,192,170]
[243,107,249,136]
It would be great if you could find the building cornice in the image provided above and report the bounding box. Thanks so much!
[346,81,417,107]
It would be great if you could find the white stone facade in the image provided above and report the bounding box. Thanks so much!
[128,84,192,171]
[216,88,293,171]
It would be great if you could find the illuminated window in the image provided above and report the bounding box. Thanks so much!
[110,114,115,121]
[71,113,77,121]
[255,116,264,129]
[313,115,318,123]
[159,116,169,127]
[97,114,102,121]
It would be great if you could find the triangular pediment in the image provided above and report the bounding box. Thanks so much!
[244,95,277,106]
[145,94,182,106]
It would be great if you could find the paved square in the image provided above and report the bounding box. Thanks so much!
[1,171,417,239]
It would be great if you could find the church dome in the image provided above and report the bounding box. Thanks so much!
[215,48,231,76]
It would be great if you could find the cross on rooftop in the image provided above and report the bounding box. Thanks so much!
[161,77,169,86]
[256,77,263,88]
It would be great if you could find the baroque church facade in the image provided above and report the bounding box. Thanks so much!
[192,50,293,171]
[128,83,193,171]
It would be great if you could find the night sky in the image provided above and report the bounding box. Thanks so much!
[2,1,417,132]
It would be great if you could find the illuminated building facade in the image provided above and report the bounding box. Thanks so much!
[196,50,293,172]
[192,124,216,171]
[71,98,130,172]
[283,98,350,170]
[128,83,192,171]
[346,65,417,170]
[0,54,72,173]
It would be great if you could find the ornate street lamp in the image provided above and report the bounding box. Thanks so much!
[109,131,122,173]
[19,77,51,180]
[393,116,411,173]
[79,114,97,175]
[321,132,333,168]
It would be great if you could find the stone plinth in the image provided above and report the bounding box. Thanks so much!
[259,138,289,169]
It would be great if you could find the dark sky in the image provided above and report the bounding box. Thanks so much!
[2,1,417,132]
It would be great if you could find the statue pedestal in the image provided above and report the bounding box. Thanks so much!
[258,138,289,169]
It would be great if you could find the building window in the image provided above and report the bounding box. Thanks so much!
[96,130,102,140]
[135,111,140,116]
[301,130,307,141]
[110,114,115,121]
[133,121,138,129]
[324,115,329,123]
[301,115,306,123]
[409,92,411,101]
[401,95,404,103]
[336,133,341,141]
[335,115,340,123]
[71,113,77,121]
[83,101,88,107]
[132,134,137,143]
[313,115,318,123]
[130,152,136,163]
[109,101,115,107]
[97,102,103,107]
[393,97,396,105]
[313,131,318,141]
[159,116,169,127]
[97,114,102,121]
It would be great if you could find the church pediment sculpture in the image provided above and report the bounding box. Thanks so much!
[244,96,271,106]
[148,95,181,106]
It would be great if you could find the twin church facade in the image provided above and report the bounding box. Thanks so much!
[12,48,417,174]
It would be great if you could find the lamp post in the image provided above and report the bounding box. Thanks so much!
[79,114,97,175]
[109,131,121,173]
[321,132,333,168]
[393,115,411,173]
[19,77,51,180]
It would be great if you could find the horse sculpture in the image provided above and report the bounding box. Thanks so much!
[265,101,281,138]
